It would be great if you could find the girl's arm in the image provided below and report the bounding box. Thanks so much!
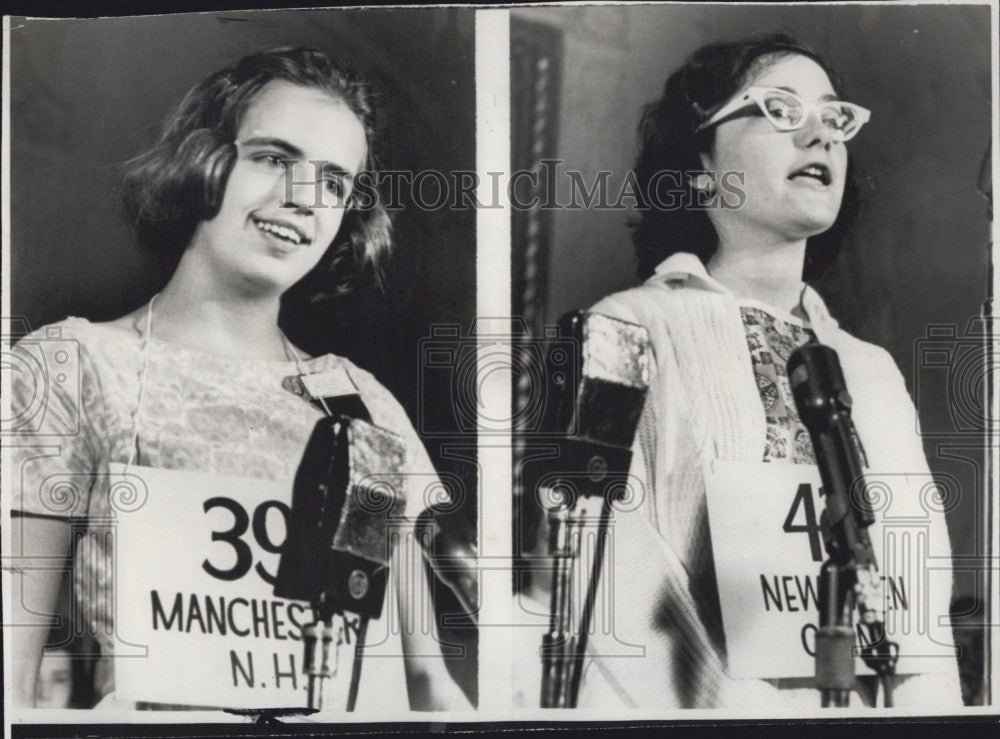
[9,515,73,708]
[393,517,474,711]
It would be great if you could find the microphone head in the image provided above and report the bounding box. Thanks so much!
[329,420,407,619]
[788,342,875,532]
[274,416,349,604]
[787,342,852,428]
[572,311,651,448]
[274,416,406,621]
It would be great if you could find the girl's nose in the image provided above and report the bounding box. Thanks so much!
[793,111,836,149]
[275,160,323,211]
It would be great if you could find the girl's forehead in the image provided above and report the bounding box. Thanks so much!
[748,54,836,97]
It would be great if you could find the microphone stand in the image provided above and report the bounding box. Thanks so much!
[568,500,611,706]
[540,506,571,708]
[302,600,337,711]
[346,616,369,712]
[790,343,898,707]
[540,465,614,708]
[815,534,899,706]
[815,558,854,706]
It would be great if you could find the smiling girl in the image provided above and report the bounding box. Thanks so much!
[583,34,961,709]
[10,48,469,712]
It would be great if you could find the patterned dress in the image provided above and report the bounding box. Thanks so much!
[10,317,435,705]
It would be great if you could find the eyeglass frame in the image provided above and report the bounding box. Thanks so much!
[694,86,872,142]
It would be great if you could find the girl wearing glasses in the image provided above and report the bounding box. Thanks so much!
[586,34,960,708]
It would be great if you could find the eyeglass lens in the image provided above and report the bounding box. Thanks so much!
[761,91,859,136]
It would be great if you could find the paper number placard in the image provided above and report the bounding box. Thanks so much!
[704,460,954,679]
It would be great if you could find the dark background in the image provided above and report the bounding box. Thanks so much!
[510,4,993,615]
[8,8,478,704]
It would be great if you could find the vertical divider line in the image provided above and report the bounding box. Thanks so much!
[989,0,999,709]
[2,16,16,734]
[475,8,514,719]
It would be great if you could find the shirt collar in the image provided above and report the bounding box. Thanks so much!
[648,251,839,329]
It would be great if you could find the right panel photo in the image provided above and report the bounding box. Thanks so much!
[509,3,994,713]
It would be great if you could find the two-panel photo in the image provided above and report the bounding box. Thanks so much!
[1,3,996,734]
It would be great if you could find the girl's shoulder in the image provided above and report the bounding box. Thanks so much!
[590,278,726,337]
[13,316,142,383]
[19,315,139,344]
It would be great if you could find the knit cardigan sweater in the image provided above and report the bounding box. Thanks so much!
[581,252,961,710]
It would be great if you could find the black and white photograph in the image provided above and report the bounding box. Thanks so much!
[2,7,478,722]
[2,0,999,734]
[511,2,996,715]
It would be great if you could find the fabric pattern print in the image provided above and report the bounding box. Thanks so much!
[740,305,817,464]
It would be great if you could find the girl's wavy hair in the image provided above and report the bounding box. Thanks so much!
[122,47,391,294]
[631,33,861,283]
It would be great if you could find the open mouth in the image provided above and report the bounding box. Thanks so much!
[252,217,311,246]
[788,163,833,187]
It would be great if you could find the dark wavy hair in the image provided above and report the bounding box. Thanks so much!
[122,47,391,294]
[631,33,862,283]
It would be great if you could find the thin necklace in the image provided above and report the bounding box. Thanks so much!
[280,332,333,417]
[126,293,157,468]
[279,332,309,375]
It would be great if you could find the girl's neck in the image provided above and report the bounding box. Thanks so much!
[147,253,290,360]
[706,237,808,316]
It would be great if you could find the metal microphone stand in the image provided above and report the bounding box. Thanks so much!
[815,533,899,706]
[539,443,625,708]
[302,600,337,711]
[540,505,572,708]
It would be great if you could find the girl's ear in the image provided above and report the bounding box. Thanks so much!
[688,169,716,195]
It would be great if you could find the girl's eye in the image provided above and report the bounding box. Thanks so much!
[767,102,793,119]
[325,177,354,203]
[255,153,287,167]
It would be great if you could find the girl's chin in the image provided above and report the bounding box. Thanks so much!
[789,208,841,239]
[235,268,303,294]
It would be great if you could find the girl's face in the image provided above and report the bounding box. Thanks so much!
[190,81,368,294]
[701,54,849,244]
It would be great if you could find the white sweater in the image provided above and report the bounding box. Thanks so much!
[581,252,961,710]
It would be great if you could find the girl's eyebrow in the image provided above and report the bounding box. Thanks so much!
[237,136,356,179]
[772,85,838,102]
[237,136,304,159]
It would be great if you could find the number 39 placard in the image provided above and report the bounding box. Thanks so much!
[110,463,407,710]
[704,460,954,680]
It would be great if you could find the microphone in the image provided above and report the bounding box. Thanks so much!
[539,310,651,708]
[415,506,479,625]
[543,310,651,500]
[788,342,896,705]
[274,414,407,710]
[276,405,407,616]
[788,342,876,562]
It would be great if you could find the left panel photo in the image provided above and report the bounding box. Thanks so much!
[3,7,477,719]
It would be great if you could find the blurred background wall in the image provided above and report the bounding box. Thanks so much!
[8,8,478,704]
[511,3,992,624]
